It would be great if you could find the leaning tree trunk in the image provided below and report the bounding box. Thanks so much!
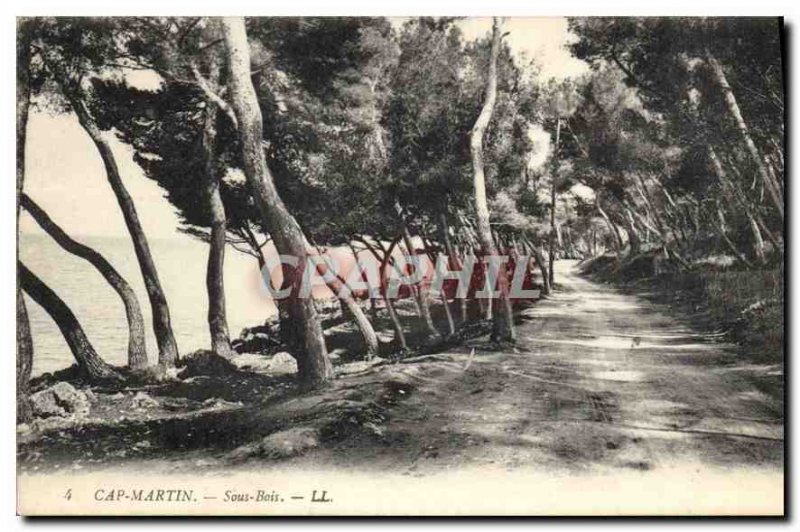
[19,262,119,380]
[394,202,439,338]
[21,195,148,368]
[401,227,440,340]
[422,234,455,336]
[358,237,409,351]
[715,204,753,268]
[438,213,468,324]
[597,199,623,254]
[519,235,549,295]
[707,146,767,264]
[17,21,34,422]
[222,16,332,388]
[68,95,179,368]
[621,208,642,257]
[337,294,379,360]
[705,52,784,221]
[468,17,515,344]
[309,253,379,360]
[201,96,234,358]
[347,242,379,321]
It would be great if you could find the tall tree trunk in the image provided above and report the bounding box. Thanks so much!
[384,294,407,351]
[454,245,469,322]
[400,227,440,340]
[17,21,34,422]
[393,203,437,337]
[68,96,179,367]
[21,195,148,368]
[533,243,551,296]
[437,213,465,327]
[748,213,767,263]
[16,290,33,422]
[222,17,332,388]
[357,237,409,350]
[755,213,782,254]
[337,289,380,360]
[310,254,380,360]
[201,98,234,358]
[19,262,119,380]
[369,297,378,321]
[548,118,562,287]
[597,200,623,254]
[421,233,456,336]
[348,243,379,321]
[468,17,515,344]
[715,205,753,268]
[707,145,767,263]
[440,287,456,335]
[705,53,784,220]
[621,211,642,257]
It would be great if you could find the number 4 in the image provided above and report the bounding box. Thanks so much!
[64,489,72,501]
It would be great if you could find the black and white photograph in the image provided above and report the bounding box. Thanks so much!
[13,13,785,516]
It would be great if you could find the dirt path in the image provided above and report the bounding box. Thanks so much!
[19,261,784,482]
[299,260,784,476]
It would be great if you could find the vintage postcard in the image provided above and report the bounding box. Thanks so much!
[16,16,784,516]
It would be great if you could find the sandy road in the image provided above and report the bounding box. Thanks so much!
[17,260,784,515]
[311,260,784,477]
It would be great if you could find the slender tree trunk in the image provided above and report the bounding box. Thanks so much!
[533,243,551,296]
[338,297,350,320]
[706,53,784,220]
[202,100,234,358]
[452,243,469,322]
[437,213,464,328]
[21,195,148,368]
[401,227,440,339]
[222,17,332,388]
[17,22,34,422]
[440,287,456,335]
[597,201,623,254]
[549,117,562,287]
[347,242,379,321]
[715,205,753,268]
[68,96,179,367]
[755,213,782,253]
[707,145,767,263]
[421,233,455,337]
[469,18,514,344]
[312,256,380,360]
[383,294,407,350]
[393,203,437,337]
[370,247,409,351]
[19,262,119,380]
[16,290,33,422]
[369,298,378,321]
[748,213,767,263]
[622,211,642,257]
[358,237,409,350]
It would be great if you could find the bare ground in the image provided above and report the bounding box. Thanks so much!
[18,261,783,478]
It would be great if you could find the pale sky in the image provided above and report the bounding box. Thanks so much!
[20,111,179,239]
[455,17,588,80]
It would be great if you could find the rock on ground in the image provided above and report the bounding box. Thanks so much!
[267,352,298,374]
[178,349,240,378]
[30,382,90,419]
